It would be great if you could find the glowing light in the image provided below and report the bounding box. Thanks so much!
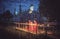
[29,11,32,14]
[39,24,45,27]
[15,11,18,15]
[30,6,34,11]
[29,6,34,14]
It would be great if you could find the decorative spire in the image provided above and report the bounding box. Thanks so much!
[14,8,16,16]
[19,4,21,13]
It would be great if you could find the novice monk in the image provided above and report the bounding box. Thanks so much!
[33,20,38,33]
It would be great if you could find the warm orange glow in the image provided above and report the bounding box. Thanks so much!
[33,20,37,32]
[14,22,45,27]
[39,24,45,27]
[15,21,54,35]
[28,20,37,32]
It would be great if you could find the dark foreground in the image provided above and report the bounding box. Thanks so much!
[0,25,60,39]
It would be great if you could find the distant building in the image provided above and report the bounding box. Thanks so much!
[12,4,41,23]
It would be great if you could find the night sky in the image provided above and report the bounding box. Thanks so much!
[0,0,39,14]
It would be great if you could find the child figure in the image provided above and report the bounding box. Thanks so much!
[28,20,34,32]
[33,20,38,33]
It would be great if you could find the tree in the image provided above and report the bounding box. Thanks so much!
[2,10,13,22]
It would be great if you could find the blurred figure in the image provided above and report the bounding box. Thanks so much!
[33,20,38,33]
[28,20,34,32]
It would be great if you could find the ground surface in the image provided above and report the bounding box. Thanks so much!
[0,25,59,39]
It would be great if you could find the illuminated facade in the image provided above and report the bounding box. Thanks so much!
[12,0,55,35]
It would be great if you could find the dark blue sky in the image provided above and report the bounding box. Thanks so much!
[0,0,39,14]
